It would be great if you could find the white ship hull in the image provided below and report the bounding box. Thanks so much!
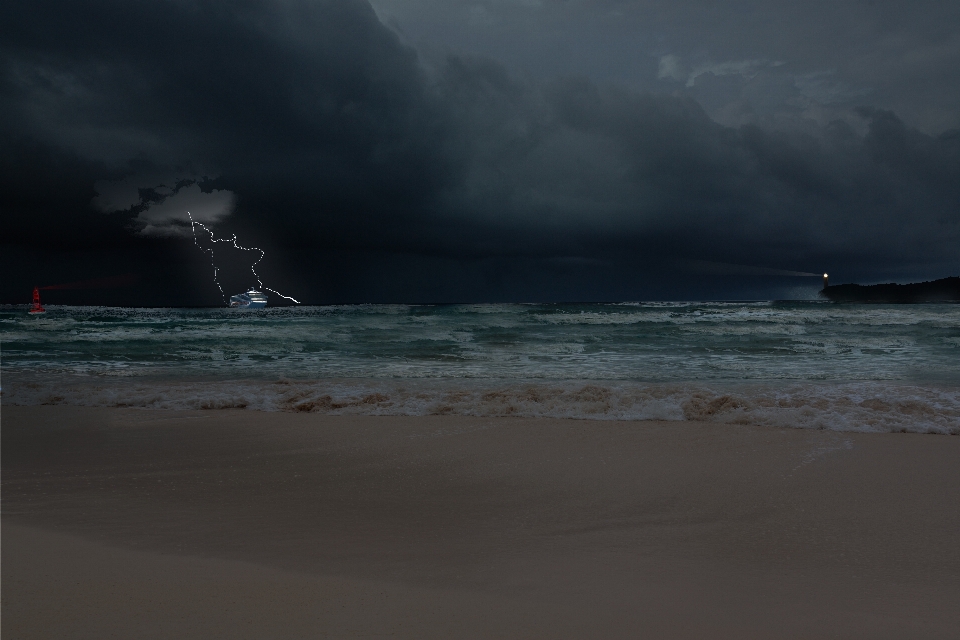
[229,289,268,309]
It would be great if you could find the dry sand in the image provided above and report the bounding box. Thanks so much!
[2,405,958,638]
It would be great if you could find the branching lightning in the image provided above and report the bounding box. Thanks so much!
[188,212,300,304]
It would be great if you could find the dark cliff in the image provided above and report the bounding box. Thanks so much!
[820,277,960,303]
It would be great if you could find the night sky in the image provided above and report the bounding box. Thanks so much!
[2,0,959,305]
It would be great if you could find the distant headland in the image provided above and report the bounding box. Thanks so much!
[820,276,960,303]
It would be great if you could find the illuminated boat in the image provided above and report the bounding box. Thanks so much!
[229,289,268,309]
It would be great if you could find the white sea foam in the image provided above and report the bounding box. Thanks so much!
[4,302,958,433]
[4,375,958,434]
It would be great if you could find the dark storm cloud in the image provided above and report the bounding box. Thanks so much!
[1,0,958,304]
[433,62,959,268]
[372,0,960,134]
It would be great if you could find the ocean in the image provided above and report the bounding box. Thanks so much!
[2,302,958,433]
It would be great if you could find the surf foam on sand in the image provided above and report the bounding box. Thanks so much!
[5,376,958,434]
[4,301,958,433]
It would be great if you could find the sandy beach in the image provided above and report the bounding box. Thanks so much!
[2,405,959,638]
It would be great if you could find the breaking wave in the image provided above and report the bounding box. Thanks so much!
[4,375,958,434]
[3,301,958,433]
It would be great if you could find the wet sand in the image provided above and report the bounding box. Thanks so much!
[2,405,959,638]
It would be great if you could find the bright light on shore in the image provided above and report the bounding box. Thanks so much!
[824,273,828,278]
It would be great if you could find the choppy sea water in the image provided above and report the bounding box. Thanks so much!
[2,302,958,433]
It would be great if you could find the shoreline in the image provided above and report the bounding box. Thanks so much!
[3,406,959,638]
[4,375,960,434]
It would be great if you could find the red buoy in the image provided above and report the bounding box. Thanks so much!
[28,286,45,314]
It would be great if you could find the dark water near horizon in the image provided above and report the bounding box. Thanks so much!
[2,302,958,433]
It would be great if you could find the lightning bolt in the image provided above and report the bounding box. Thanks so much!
[188,212,300,305]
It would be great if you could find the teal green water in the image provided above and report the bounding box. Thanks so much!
[3,302,959,432]
[4,302,959,381]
